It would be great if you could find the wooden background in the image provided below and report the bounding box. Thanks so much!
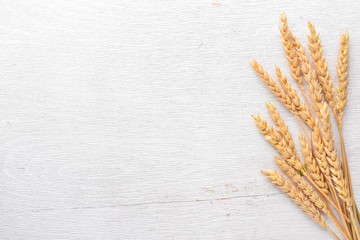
[0,0,360,239]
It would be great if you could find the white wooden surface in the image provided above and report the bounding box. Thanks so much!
[0,0,360,239]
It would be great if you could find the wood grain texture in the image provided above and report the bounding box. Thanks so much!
[0,0,359,239]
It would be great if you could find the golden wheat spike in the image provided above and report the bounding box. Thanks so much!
[293,35,324,116]
[318,103,337,169]
[336,30,349,120]
[266,102,296,152]
[275,66,301,110]
[299,132,329,195]
[251,60,315,129]
[332,157,350,206]
[316,103,350,205]
[318,103,338,164]
[279,13,302,84]
[274,156,328,213]
[298,103,316,130]
[279,13,292,55]
[252,114,281,144]
[311,119,330,177]
[274,66,315,128]
[307,22,336,108]
[250,60,296,113]
[261,169,327,227]
[252,114,302,171]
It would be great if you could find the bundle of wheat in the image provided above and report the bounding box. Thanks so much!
[251,13,357,240]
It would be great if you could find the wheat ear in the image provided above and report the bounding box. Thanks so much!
[274,156,328,213]
[336,30,349,121]
[274,66,315,129]
[318,103,337,166]
[299,132,329,195]
[332,156,350,206]
[279,14,317,127]
[317,102,350,205]
[265,102,298,156]
[307,22,335,108]
[279,13,302,84]
[252,114,302,171]
[261,169,327,227]
[251,60,315,129]
[311,119,330,177]
[250,60,295,112]
[293,35,324,116]
[275,66,301,110]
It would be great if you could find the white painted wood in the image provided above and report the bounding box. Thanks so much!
[0,0,359,239]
